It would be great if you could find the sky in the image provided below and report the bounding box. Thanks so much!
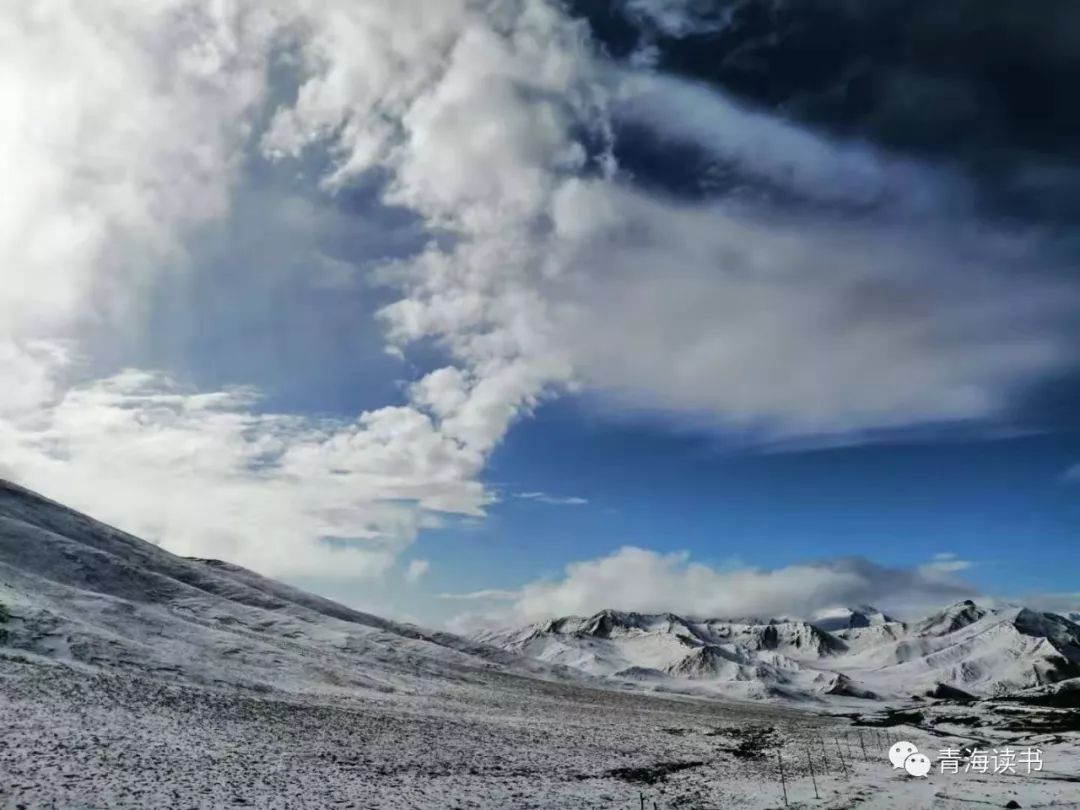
[2,0,1079,631]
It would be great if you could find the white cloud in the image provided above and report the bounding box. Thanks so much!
[616,74,958,213]
[0,0,273,346]
[0,0,594,579]
[921,552,974,575]
[514,492,589,506]
[448,546,979,631]
[548,177,1074,436]
[269,0,1078,441]
[404,559,431,585]
[0,366,489,579]
[0,0,272,480]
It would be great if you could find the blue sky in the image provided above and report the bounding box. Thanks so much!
[3,0,1079,631]
[482,405,1080,592]
[381,400,1080,623]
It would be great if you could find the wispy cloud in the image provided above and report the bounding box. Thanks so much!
[920,552,975,575]
[513,492,589,507]
[438,589,522,602]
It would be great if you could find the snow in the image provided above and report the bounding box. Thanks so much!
[1,479,1078,808]
[481,601,1080,704]
[915,599,988,637]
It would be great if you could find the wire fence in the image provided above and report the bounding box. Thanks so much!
[595,726,906,809]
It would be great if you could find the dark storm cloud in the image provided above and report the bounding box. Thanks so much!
[569,0,1080,223]
[560,0,1080,432]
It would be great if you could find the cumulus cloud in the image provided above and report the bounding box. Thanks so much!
[0,0,273,407]
[0,365,489,578]
[447,546,979,631]
[265,0,1080,444]
[0,0,595,578]
[262,0,1080,448]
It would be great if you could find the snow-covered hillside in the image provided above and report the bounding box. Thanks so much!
[478,601,1080,703]
[0,479,570,695]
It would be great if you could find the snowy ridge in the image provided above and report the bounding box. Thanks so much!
[478,600,1080,702]
[812,604,899,632]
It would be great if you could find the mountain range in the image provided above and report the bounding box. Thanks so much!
[476,601,1080,703]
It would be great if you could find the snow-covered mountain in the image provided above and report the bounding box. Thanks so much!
[478,600,1080,703]
[811,604,899,632]
[0,479,572,695]
[477,610,856,701]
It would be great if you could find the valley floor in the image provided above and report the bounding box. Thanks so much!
[2,657,1077,810]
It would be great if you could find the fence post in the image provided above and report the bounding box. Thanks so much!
[858,731,868,762]
[835,737,849,779]
[807,747,820,800]
[777,747,789,807]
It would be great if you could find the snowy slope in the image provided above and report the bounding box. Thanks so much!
[838,602,1080,697]
[479,601,1080,702]
[0,479,573,695]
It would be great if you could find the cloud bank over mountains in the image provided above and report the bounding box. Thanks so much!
[443,546,979,633]
[2,0,1077,593]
